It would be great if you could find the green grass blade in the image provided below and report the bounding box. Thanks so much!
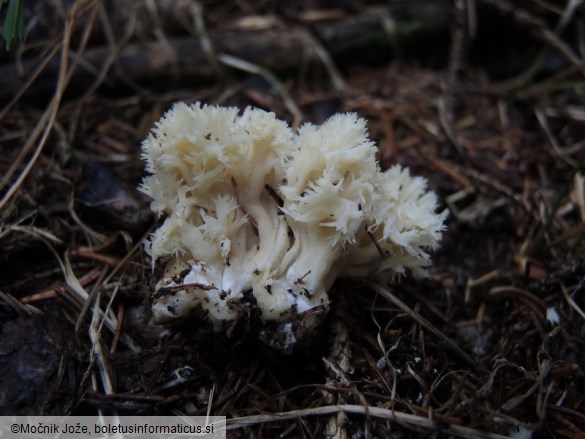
[3,0,25,50]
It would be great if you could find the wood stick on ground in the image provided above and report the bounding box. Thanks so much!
[0,3,451,101]
[227,404,511,438]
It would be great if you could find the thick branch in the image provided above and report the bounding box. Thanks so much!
[0,2,450,101]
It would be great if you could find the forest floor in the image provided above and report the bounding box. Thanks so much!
[1,1,584,438]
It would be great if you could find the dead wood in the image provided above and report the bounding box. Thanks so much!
[0,2,451,101]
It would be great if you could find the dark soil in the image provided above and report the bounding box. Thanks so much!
[1,1,584,437]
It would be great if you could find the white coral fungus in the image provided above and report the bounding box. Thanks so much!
[140,102,446,348]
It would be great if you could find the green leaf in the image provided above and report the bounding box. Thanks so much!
[3,0,25,50]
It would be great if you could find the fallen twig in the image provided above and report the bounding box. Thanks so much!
[227,403,510,438]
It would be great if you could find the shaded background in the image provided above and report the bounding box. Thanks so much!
[0,1,584,437]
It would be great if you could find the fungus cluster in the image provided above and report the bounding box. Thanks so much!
[140,102,446,350]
